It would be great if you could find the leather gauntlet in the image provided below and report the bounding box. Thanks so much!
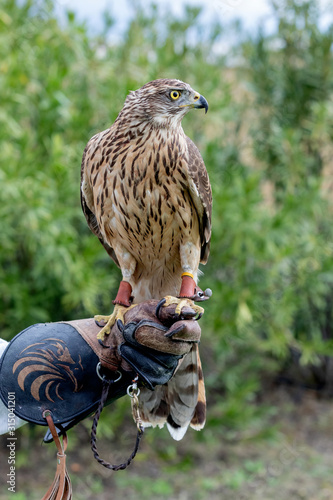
[0,299,201,433]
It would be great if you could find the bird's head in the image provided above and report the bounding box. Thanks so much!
[122,79,208,129]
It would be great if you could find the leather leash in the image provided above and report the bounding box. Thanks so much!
[90,375,144,471]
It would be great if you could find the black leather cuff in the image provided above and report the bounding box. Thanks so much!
[118,320,183,390]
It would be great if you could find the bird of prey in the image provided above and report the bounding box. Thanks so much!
[81,79,212,440]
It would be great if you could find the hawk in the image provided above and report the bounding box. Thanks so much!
[81,79,212,440]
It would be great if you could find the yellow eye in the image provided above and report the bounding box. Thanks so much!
[170,90,180,100]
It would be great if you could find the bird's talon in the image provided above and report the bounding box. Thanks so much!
[95,314,115,340]
[162,296,205,319]
[162,296,179,308]
[98,338,111,349]
[94,314,110,327]
[175,299,188,316]
[96,325,112,341]
[155,298,167,319]
[94,304,135,340]
[95,304,135,341]
[116,319,124,332]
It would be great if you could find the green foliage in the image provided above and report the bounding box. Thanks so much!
[238,0,333,357]
[0,0,118,337]
[243,0,333,192]
[1,0,333,453]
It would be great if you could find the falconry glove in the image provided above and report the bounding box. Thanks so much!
[0,299,201,434]
[0,299,202,499]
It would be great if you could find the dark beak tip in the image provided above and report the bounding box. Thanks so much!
[196,95,209,114]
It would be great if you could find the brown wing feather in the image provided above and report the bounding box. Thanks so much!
[80,138,120,267]
[185,137,212,264]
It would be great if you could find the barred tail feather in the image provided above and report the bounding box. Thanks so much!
[165,347,198,440]
[190,346,206,430]
[137,385,169,429]
[137,345,205,440]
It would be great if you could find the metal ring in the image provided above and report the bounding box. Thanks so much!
[96,363,122,383]
[127,385,141,398]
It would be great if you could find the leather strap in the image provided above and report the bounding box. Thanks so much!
[113,281,133,306]
[179,274,196,298]
[41,411,72,500]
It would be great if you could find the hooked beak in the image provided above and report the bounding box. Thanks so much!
[179,92,209,114]
[194,94,209,114]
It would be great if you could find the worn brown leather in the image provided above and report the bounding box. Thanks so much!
[60,318,122,371]
[122,300,201,354]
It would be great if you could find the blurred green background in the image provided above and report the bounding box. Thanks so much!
[1,0,333,498]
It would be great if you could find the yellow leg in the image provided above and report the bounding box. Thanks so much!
[95,304,136,340]
[163,296,204,318]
